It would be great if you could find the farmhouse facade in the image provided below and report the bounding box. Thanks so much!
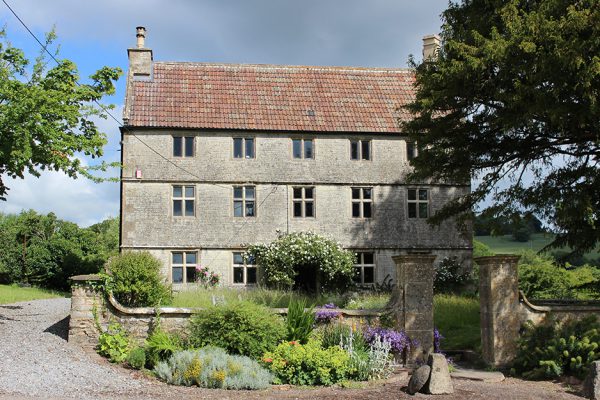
[120,27,471,288]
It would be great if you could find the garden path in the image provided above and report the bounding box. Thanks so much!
[0,298,584,399]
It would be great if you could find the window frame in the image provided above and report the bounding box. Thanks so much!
[291,138,315,160]
[233,185,256,217]
[407,188,429,219]
[171,250,198,284]
[173,136,195,158]
[172,185,195,217]
[351,187,373,219]
[350,139,372,161]
[233,137,256,159]
[406,141,418,161]
[292,186,315,218]
[353,251,375,285]
[232,251,258,285]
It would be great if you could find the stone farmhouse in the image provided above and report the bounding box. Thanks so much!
[120,27,471,288]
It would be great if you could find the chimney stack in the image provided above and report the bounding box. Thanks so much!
[422,34,441,61]
[136,26,146,48]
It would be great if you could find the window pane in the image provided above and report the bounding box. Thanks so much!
[293,187,302,199]
[246,254,255,264]
[173,137,182,157]
[364,267,374,284]
[305,201,314,217]
[172,267,183,283]
[304,187,313,199]
[234,187,243,199]
[408,203,417,218]
[353,267,361,283]
[186,252,197,264]
[247,267,257,284]
[185,186,194,198]
[304,140,313,159]
[408,189,416,200]
[363,188,372,199]
[233,252,243,264]
[173,186,182,198]
[245,201,255,217]
[245,138,254,158]
[292,139,302,158]
[172,252,183,264]
[419,203,428,218]
[185,200,194,216]
[361,140,370,160]
[352,202,361,218]
[351,141,359,160]
[363,252,374,264]
[233,138,243,158]
[185,137,194,157]
[294,202,302,217]
[173,200,183,216]
[233,267,244,283]
[186,267,196,283]
[234,201,243,217]
[245,186,255,199]
[407,142,416,160]
[419,189,428,201]
[352,188,360,199]
[363,202,372,218]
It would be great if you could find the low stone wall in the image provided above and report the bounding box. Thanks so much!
[519,293,600,326]
[68,275,386,348]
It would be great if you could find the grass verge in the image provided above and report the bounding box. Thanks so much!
[0,284,67,305]
[434,293,480,351]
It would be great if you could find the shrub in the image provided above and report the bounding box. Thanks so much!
[187,302,286,360]
[518,251,572,299]
[104,251,172,307]
[126,347,146,370]
[145,327,183,369]
[247,232,355,291]
[262,339,351,386]
[363,327,412,356]
[97,322,130,363]
[434,256,472,293]
[320,323,368,354]
[513,316,600,380]
[155,347,273,390]
[286,299,315,344]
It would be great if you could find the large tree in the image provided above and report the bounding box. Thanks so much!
[403,0,600,253]
[0,30,121,200]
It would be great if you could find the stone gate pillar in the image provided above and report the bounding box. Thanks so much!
[69,274,104,349]
[476,255,521,367]
[391,254,436,364]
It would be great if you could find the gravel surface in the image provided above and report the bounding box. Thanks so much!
[0,298,586,400]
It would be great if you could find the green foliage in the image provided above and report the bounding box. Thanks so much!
[320,323,369,354]
[434,256,472,293]
[0,211,119,291]
[473,239,494,258]
[286,299,315,344]
[247,232,355,291]
[187,302,286,360]
[126,347,146,370]
[519,251,572,299]
[144,327,183,369]
[154,347,273,390]
[97,323,130,363]
[434,294,481,351]
[105,251,172,307]
[403,0,600,254]
[262,339,351,386]
[0,29,121,200]
[514,316,600,380]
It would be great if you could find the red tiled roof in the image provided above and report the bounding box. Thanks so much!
[126,62,416,133]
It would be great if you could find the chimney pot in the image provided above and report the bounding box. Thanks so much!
[136,26,146,49]
[422,34,441,61]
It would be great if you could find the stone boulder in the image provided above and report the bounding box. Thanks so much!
[407,365,431,395]
[584,361,600,400]
[425,353,454,394]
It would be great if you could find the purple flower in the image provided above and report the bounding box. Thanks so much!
[363,327,413,355]
[314,304,341,323]
[434,328,444,353]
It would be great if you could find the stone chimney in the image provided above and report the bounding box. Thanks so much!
[127,26,153,78]
[422,34,441,61]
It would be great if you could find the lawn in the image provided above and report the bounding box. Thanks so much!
[475,233,600,259]
[434,294,480,351]
[0,284,67,305]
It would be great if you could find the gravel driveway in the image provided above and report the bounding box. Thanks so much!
[0,298,585,399]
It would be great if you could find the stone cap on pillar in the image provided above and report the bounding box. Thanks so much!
[473,255,521,265]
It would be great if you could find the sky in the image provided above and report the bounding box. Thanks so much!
[0,0,447,226]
